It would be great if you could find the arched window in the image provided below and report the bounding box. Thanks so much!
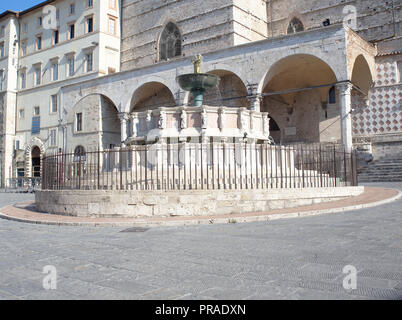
[74,145,86,162]
[328,86,336,104]
[159,22,182,61]
[287,17,304,34]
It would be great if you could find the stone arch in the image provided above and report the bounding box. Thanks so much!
[130,81,176,112]
[157,20,182,62]
[260,54,339,143]
[350,54,374,95]
[185,69,248,108]
[25,137,45,178]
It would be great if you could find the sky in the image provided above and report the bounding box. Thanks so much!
[0,0,45,13]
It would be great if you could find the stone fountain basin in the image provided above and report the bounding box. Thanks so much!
[177,73,220,91]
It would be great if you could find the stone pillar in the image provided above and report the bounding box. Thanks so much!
[337,82,353,151]
[118,113,129,146]
[247,84,262,112]
[131,114,138,138]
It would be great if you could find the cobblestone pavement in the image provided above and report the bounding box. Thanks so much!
[0,183,401,300]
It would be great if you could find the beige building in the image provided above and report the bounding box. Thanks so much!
[0,0,401,187]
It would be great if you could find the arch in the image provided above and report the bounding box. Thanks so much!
[25,137,45,178]
[130,81,176,112]
[287,17,304,34]
[158,21,182,61]
[74,145,86,162]
[260,54,338,144]
[351,54,373,95]
[186,69,248,108]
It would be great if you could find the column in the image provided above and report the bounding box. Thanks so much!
[337,82,353,151]
[118,113,129,146]
[247,84,262,112]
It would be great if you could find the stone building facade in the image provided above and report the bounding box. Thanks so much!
[0,0,401,187]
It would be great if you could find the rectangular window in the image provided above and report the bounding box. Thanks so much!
[109,0,116,9]
[20,71,26,89]
[67,56,75,77]
[53,30,59,45]
[86,53,93,72]
[70,4,75,15]
[34,67,41,86]
[34,106,40,116]
[56,9,60,20]
[0,26,5,38]
[52,63,58,81]
[86,17,93,33]
[36,36,42,50]
[38,17,42,27]
[69,24,75,39]
[31,116,40,134]
[50,129,57,146]
[19,109,25,119]
[398,61,402,83]
[0,42,4,57]
[76,113,82,132]
[15,140,20,150]
[87,0,93,8]
[51,95,57,113]
[23,23,28,33]
[108,17,116,35]
[21,41,27,56]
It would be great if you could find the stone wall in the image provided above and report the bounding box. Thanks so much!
[36,186,364,218]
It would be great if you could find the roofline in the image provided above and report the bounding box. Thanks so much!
[19,0,57,16]
[0,10,18,20]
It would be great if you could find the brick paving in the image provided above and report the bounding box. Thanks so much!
[0,182,401,300]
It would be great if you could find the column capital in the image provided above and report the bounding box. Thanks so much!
[118,112,130,122]
[336,82,353,94]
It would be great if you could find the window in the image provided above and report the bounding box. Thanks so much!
[34,106,40,116]
[108,16,116,35]
[20,71,26,89]
[19,109,25,119]
[86,17,93,33]
[74,145,86,162]
[56,9,60,20]
[0,42,4,57]
[36,36,42,50]
[51,95,57,113]
[159,22,182,61]
[76,113,83,132]
[109,0,116,9]
[23,23,28,33]
[31,116,40,134]
[34,67,41,86]
[52,63,58,81]
[287,17,304,34]
[69,24,75,39]
[53,30,59,45]
[397,61,402,83]
[0,70,3,91]
[70,4,75,15]
[21,41,27,56]
[86,53,93,72]
[38,17,42,27]
[87,0,93,8]
[0,26,4,38]
[49,129,57,146]
[328,86,336,104]
[67,56,75,77]
[15,140,20,150]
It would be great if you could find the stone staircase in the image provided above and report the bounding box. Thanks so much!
[358,157,402,182]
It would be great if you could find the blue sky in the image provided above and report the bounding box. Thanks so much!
[0,0,44,13]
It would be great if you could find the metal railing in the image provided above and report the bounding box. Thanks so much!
[42,142,358,191]
[5,177,41,192]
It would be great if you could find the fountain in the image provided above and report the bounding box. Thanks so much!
[176,54,220,107]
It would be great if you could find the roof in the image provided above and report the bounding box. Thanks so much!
[0,10,18,20]
[0,0,57,19]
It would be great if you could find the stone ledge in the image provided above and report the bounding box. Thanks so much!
[35,187,364,218]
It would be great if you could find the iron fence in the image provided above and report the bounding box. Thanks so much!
[42,142,358,191]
